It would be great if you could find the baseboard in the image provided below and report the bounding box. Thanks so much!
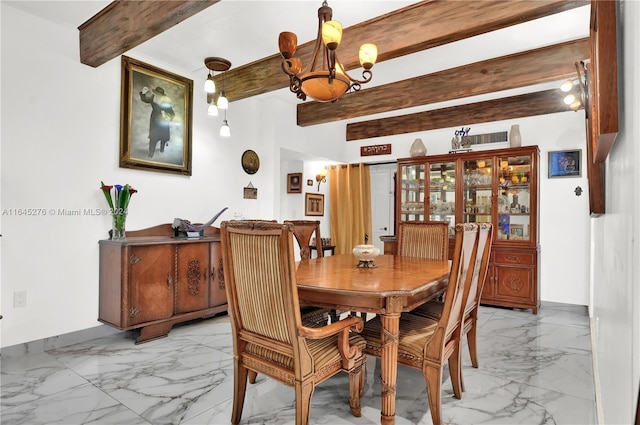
[590,316,604,425]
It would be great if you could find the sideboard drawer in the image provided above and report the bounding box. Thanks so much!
[494,251,535,265]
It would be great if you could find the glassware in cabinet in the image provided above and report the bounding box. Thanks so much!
[462,158,493,225]
[400,163,426,222]
[428,161,456,235]
[496,154,532,241]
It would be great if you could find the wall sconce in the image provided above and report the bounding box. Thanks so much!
[560,60,589,112]
[316,167,328,191]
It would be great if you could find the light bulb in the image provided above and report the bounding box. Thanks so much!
[204,76,215,93]
[220,120,231,137]
[560,79,573,92]
[217,91,228,109]
[359,43,377,69]
[321,21,342,50]
[563,94,576,105]
[207,103,218,116]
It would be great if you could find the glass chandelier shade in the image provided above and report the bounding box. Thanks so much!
[204,75,216,93]
[278,1,376,103]
[220,119,231,137]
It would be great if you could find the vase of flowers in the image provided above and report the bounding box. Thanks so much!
[100,181,137,240]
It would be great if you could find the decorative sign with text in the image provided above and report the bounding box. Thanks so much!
[360,144,392,157]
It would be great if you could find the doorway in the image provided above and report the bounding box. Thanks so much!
[369,163,396,252]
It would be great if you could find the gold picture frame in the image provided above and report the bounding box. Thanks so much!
[287,172,302,193]
[305,193,324,216]
[119,56,193,175]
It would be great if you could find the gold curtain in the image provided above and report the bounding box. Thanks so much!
[328,163,372,255]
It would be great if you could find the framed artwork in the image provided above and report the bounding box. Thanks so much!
[305,193,324,216]
[548,149,581,178]
[119,56,193,175]
[287,172,302,193]
[241,150,260,174]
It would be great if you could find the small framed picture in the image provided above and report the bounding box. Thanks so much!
[287,172,302,194]
[548,149,581,178]
[305,193,324,216]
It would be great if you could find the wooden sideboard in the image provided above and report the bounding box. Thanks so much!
[98,224,227,343]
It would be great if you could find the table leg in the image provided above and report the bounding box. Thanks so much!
[379,312,400,425]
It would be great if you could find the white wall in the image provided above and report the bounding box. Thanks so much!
[590,1,640,424]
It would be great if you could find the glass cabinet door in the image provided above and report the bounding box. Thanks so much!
[428,161,456,235]
[400,163,425,222]
[496,154,532,241]
[462,158,493,226]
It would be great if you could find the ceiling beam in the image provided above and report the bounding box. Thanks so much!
[216,0,588,102]
[346,89,580,141]
[298,38,589,127]
[78,0,219,68]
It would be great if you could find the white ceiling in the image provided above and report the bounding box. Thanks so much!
[5,1,591,110]
[8,1,590,69]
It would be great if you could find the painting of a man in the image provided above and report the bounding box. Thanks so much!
[139,86,175,158]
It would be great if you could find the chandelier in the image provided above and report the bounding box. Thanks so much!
[278,1,377,103]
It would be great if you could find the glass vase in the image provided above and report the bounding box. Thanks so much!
[111,213,127,240]
[509,124,522,148]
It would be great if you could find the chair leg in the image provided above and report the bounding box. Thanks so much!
[424,365,444,425]
[294,380,314,425]
[248,370,258,384]
[231,360,249,425]
[467,319,479,368]
[348,362,364,417]
[448,345,463,398]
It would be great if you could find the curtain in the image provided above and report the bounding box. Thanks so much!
[329,163,372,255]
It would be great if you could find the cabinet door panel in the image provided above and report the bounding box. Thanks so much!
[128,245,174,326]
[494,266,534,302]
[176,243,210,314]
[209,242,227,307]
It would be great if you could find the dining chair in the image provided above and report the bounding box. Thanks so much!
[284,219,337,323]
[360,223,480,425]
[397,220,450,260]
[284,220,324,260]
[220,220,367,425]
[411,223,493,390]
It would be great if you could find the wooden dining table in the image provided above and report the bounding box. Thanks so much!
[296,254,450,425]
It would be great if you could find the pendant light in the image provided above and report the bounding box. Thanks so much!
[220,110,231,137]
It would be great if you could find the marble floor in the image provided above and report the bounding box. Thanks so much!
[1,302,596,425]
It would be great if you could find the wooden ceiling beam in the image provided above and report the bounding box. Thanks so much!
[217,0,588,102]
[346,89,580,141]
[78,0,219,68]
[298,38,589,127]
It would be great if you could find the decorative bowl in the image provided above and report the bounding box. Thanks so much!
[352,244,380,268]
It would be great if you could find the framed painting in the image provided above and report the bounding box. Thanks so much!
[305,193,324,216]
[287,173,302,193]
[548,149,582,178]
[119,56,193,175]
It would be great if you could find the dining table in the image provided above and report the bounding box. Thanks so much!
[295,253,450,425]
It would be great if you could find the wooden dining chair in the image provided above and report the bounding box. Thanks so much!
[220,220,367,425]
[284,219,337,323]
[411,223,493,389]
[284,220,324,260]
[397,220,450,260]
[360,223,480,425]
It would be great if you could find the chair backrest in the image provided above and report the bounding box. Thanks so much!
[220,220,306,363]
[397,221,449,260]
[463,223,493,316]
[284,220,323,260]
[432,223,479,348]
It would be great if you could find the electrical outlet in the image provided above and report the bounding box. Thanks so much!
[14,291,27,308]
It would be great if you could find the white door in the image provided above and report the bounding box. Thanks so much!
[369,164,396,252]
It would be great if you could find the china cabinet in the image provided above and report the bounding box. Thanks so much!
[396,145,540,313]
[98,224,227,343]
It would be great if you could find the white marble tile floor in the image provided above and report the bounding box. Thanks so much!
[1,302,596,424]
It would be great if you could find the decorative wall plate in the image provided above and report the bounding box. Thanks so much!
[241,150,260,174]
